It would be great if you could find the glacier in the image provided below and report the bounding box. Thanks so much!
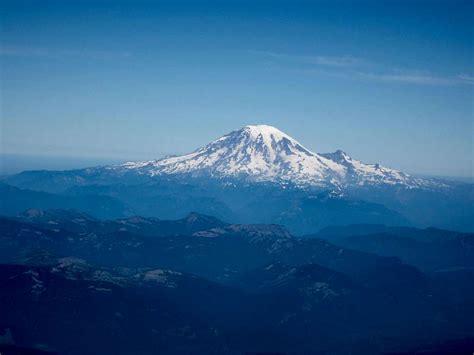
[119,125,437,189]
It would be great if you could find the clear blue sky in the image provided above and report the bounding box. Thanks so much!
[1,0,473,177]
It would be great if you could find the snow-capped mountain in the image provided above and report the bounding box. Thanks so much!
[119,125,430,188]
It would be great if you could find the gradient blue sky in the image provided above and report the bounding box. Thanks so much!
[1,0,473,177]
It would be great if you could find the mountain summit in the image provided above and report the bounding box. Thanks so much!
[120,125,426,188]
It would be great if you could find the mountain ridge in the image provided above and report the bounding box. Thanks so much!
[118,125,440,189]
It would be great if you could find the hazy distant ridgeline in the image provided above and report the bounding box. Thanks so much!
[2,126,473,233]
